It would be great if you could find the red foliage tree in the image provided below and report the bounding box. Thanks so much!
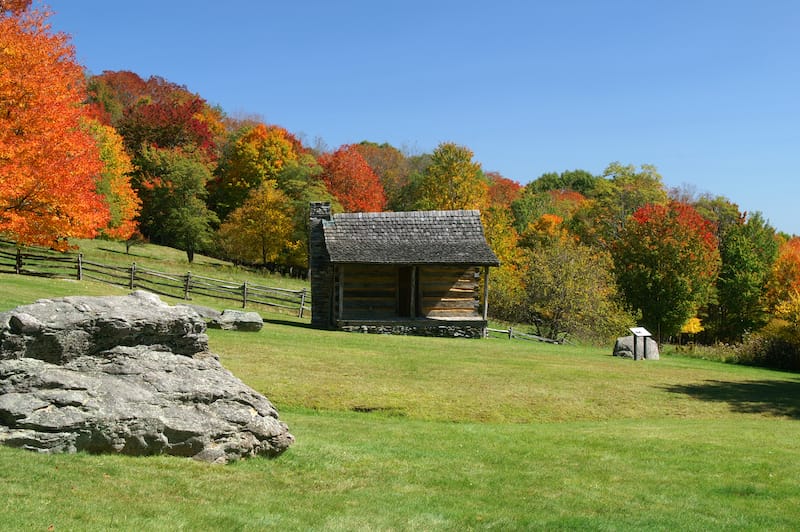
[486,172,522,208]
[0,6,109,249]
[89,70,224,160]
[318,145,386,212]
[615,201,720,339]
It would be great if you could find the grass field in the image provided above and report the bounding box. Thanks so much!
[1,261,800,530]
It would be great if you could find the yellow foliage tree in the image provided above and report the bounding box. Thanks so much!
[416,142,488,211]
[680,317,704,335]
[216,182,296,265]
[83,118,141,240]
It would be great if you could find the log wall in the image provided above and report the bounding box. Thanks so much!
[419,266,481,319]
[337,264,398,320]
[335,264,481,321]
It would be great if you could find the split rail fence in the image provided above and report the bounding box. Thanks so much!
[0,241,309,317]
[486,327,564,344]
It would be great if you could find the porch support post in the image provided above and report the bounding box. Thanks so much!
[482,266,490,321]
[337,264,345,322]
[410,266,417,318]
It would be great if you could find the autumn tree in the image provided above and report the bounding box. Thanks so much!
[615,201,720,340]
[0,1,30,15]
[486,172,522,208]
[209,123,302,220]
[0,5,109,249]
[354,142,411,211]
[119,96,218,159]
[765,237,800,311]
[512,182,586,237]
[573,163,668,248]
[134,146,217,262]
[318,144,386,212]
[88,71,226,145]
[216,183,297,266]
[511,169,590,235]
[83,119,141,240]
[414,142,488,211]
[482,205,525,324]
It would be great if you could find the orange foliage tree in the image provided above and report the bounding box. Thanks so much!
[0,6,109,249]
[765,237,800,310]
[318,144,386,212]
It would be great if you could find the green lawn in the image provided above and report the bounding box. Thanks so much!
[1,273,799,530]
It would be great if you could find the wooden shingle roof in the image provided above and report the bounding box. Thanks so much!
[322,210,500,266]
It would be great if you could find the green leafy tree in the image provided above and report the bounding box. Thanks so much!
[527,169,598,196]
[705,211,778,342]
[135,146,217,262]
[522,236,633,342]
[615,201,720,340]
[273,154,342,270]
[692,194,742,237]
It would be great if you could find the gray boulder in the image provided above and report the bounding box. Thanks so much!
[613,335,660,360]
[208,309,264,332]
[0,291,293,463]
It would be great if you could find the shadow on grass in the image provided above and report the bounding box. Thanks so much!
[263,317,314,329]
[661,379,800,419]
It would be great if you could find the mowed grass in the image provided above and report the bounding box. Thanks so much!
[1,272,800,530]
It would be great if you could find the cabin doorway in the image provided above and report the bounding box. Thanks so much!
[398,266,418,317]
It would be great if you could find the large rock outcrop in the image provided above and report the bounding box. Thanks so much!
[0,291,293,463]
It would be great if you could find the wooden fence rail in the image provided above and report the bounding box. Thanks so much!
[0,241,309,317]
[486,327,564,344]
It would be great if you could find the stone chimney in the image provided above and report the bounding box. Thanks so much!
[309,201,332,222]
[309,202,333,328]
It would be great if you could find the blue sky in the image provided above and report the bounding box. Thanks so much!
[46,0,800,234]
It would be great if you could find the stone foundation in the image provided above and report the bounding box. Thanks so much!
[339,321,486,339]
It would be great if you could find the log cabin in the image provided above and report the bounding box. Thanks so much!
[309,202,500,338]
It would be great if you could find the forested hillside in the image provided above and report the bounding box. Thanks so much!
[2,2,800,366]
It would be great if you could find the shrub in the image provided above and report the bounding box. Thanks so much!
[734,320,800,371]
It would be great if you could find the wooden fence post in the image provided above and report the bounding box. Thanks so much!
[242,281,248,308]
[184,272,192,300]
[15,248,22,274]
[299,288,307,318]
[130,262,136,290]
[77,253,83,281]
